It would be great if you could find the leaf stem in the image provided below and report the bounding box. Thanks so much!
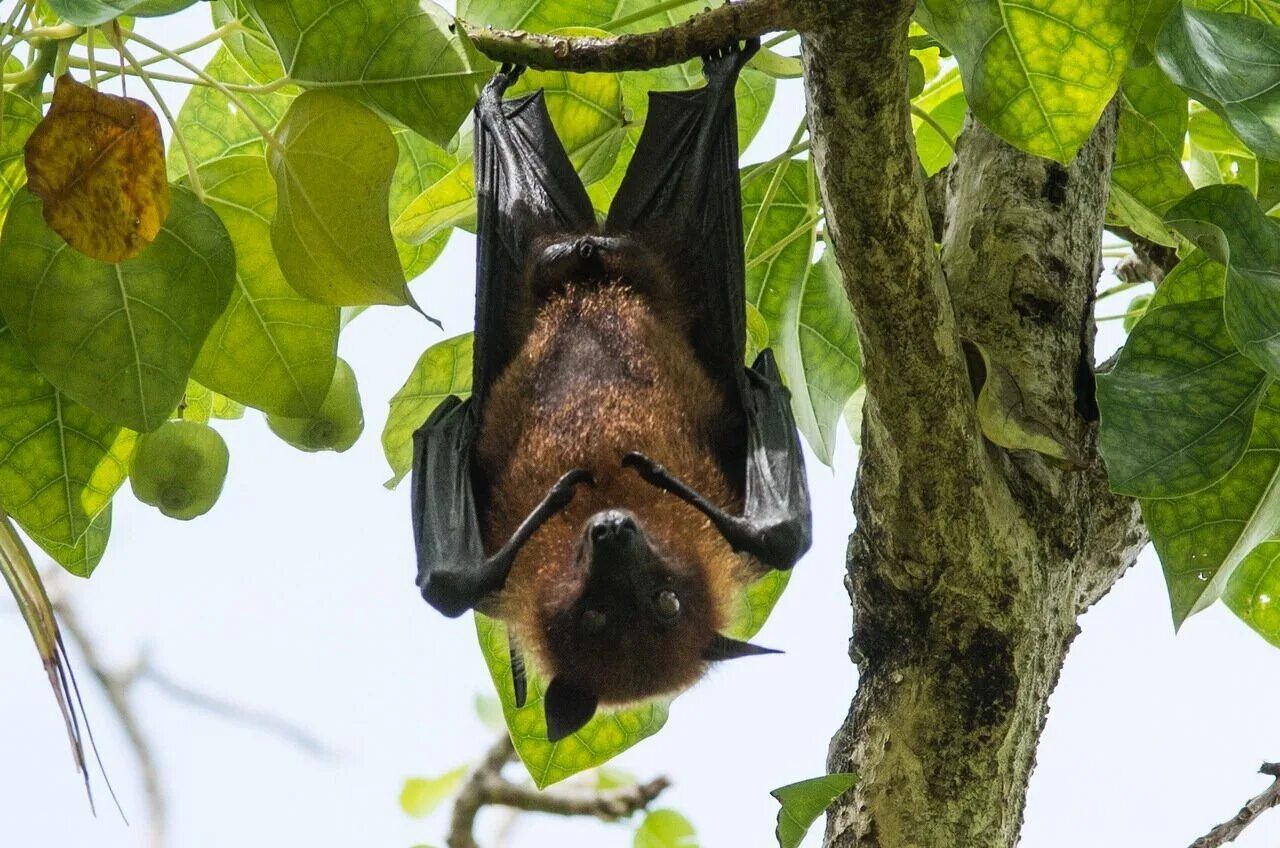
[117,40,203,198]
[119,27,284,153]
[910,103,955,152]
[763,30,795,48]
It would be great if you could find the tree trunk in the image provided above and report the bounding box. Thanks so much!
[798,4,1148,847]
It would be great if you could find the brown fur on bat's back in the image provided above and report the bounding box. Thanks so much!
[475,282,747,693]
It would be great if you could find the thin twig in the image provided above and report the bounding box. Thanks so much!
[458,0,799,72]
[447,734,670,848]
[1187,763,1280,848]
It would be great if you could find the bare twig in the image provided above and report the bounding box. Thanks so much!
[447,734,670,848]
[1187,763,1280,848]
[457,0,799,72]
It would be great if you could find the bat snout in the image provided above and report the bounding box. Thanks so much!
[587,509,637,544]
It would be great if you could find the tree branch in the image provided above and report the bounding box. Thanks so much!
[447,735,669,848]
[1187,763,1280,848]
[456,0,799,71]
[1106,225,1179,285]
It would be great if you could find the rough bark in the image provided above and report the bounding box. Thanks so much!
[800,4,1146,847]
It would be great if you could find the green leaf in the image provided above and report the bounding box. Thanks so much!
[1144,383,1280,624]
[166,46,297,182]
[1,94,40,216]
[1194,0,1280,28]
[1190,109,1254,158]
[43,0,140,25]
[246,0,492,145]
[751,47,803,79]
[1223,540,1280,645]
[971,341,1083,463]
[772,774,858,848]
[0,187,236,432]
[913,91,965,176]
[917,0,1142,163]
[268,90,408,307]
[395,60,625,245]
[1156,6,1280,160]
[459,0,613,30]
[210,0,286,84]
[633,810,697,848]
[129,0,199,16]
[743,160,862,466]
[473,693,504,730]
[475,613,669,790]
[1108,65,1193,247]
[1149,248,1226,308]
[1165,185,1280,379]
[382,333,473,488]
[0,320,130,575]
[390,129,455,280]
[194,155,340,417]
[399,767,467,818]
[1097,298,1268,497]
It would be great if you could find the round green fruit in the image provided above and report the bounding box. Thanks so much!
[266,358,364,453]
[130,420,230,520]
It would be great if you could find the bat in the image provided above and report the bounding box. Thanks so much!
[411,39,812,742]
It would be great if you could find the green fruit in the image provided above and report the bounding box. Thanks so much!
[1124,293,1153,333]
[266,358,364,452]
[130,420,230,520]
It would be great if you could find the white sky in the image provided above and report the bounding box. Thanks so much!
[3,5,1280,848]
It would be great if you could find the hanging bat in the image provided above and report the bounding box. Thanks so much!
[411,39,812,742]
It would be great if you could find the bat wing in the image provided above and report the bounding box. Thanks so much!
[412,71,596,616]
[605,43,756,406]
[474,70,597,405]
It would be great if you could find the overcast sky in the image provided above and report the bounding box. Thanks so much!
[2,5,1280,848]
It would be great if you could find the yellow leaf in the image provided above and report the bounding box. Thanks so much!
[23,74,169,262]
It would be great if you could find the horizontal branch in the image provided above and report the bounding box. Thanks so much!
[457,0,799,72]
[1188,762,1280,848]
[447,735,669,848]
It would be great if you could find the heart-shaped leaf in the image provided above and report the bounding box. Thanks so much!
[382,333,473,488]
[1148,248,1226,309]
[0,187,236,431]
[268,90,408,307]
[1157,6,1280,159]
[211,0,286,83]
[24,75,169,262]
[195,155,340,417]
[917,0,1144,163]
[1097,298,1268,497]
[246,0,492,145]
[1164,185,1280,380]
[0,319,130,576]
[43,0,142,25]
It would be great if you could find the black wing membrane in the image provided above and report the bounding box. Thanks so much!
[411,69,595,616]
[473,68,597,405]
[606,44,754,406]
[612,42,813,571]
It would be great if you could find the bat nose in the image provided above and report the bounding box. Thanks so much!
[575,238,596,260]
[588,509,637,544]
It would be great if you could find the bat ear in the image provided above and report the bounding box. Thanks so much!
[544,677,598,742]
[703,633,783,661]
[509,635,527,709]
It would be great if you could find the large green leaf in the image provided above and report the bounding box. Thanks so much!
[1194,0,1280,25]
[917,0,1142,163]
[210,0,286,83]
[195,155,340,417]
[1157,6,1280,160]
[268,91,408,307]
[1097,299,1268,497]
[913,92,966,176]
[166,46,297,182]
[772,774,858,848]
[459,0,613,29]
[31,506,113,578]
[742,159,862,466]
[390,129,455,280]
[1107,64,1192,247]
[1149,248,1227,309]
[395,60,626,245]
[0,320,129,576]
[382,333,473,488]
[43,0,141,25]
[246,0,492,145]
[1,94,40,215]
[0,187,236,432]
[1144,383,1280,625]
[1165,186,1280,381]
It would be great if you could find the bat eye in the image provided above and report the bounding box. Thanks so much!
[653,589,681,619]
[580,608,606,634]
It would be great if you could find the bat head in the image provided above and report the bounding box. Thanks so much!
[532,507,777,741]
